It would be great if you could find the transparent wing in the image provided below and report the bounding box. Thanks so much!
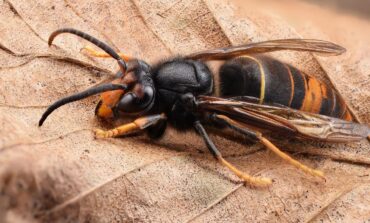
[186,39,346,60]
[197,96,369,142]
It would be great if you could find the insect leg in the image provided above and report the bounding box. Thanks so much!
[82,45,131,61]
[95,114,166,138]
[194,121,272,186]
[213,114,325,179]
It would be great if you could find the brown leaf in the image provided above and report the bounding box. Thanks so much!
[0,0,369,222]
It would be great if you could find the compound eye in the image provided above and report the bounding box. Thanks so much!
[117,93,137,113]
[141,86,154,107]
[116,86,154,113]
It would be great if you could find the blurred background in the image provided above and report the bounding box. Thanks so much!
[305,0,370,19]
[232,0,370,20]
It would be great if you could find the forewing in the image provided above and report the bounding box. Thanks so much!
[186,39,346,60]
[197,96,369,142]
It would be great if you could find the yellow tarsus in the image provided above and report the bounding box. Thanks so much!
[219,157,272,187]
[94,122,139,138]
[259,136,325,179]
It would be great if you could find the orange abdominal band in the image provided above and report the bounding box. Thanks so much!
[300,77,322,113]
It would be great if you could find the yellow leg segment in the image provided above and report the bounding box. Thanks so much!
[94,114,165,139]
[95,122,139,138]
[219,157,272,186]
[258,136,325,179]
[194,120,271,187]
[82,45,131,61]
[215,114,325,179]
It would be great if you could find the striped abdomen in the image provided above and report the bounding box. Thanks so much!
[219,56,352,121]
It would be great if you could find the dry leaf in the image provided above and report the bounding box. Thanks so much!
[0,0,369,222]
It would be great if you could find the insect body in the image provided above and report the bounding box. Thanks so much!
[220,56,352,121]
[150,58,213,130]
[39,28,369,186]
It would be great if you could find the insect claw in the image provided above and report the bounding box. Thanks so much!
[313,169,325,179]
[219,157,272,187]
[94,128,107,139]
